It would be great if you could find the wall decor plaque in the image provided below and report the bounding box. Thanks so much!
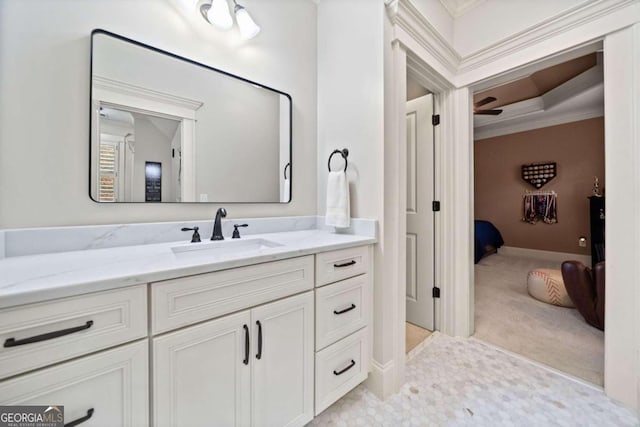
[521,162,557,189]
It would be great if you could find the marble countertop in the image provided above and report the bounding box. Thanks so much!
[0,229,376,309]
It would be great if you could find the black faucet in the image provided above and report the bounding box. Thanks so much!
[181,226,201,243]
[211,208,227,240]
[232,224,249,239]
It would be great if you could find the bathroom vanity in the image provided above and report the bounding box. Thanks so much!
[0,217,375,426]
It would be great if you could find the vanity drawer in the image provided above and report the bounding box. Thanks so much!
[315,327,369,415]
[151,255,314,334]
[0,285,147,379]
[316,275,369,350]
[315,246,369,287]
[0,340,148,427]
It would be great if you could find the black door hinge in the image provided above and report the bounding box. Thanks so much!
[432,201,441,212]
[432,114,440,126]
[432,287,441,298]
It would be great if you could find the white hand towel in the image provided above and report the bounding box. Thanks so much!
[325,171,350,228]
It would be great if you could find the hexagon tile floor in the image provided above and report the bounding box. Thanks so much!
[310,332,639,427]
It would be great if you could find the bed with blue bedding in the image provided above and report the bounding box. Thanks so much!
[474,220,504,263]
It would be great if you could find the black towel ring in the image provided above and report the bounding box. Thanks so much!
[328,148,349,172]
[284,163,290,179]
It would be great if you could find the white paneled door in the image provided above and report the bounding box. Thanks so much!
[406,93,435,330]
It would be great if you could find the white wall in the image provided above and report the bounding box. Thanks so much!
[194,87,281,203]
[453,0,586,57]
[0,0,317,228]
[317,0,388,395]
[317,0,385,219]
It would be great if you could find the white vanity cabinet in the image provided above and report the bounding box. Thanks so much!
[0,285,147,379]
[153,291,314,427]
[153,310,251,427]
[0,242,373,427]
[0,340,149,427]
[0,286,149,427]
[313,245,372,415]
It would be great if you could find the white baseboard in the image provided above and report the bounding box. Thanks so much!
[364,358,396,400]
[500,246,591,266]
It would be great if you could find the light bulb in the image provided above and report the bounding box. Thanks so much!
[234,5,260,40]
[207,0,233,30]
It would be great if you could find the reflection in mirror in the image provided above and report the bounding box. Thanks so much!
[97,106,182,202]
[90,30,292,203]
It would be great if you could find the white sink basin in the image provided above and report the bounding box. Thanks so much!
[171,238,283,257]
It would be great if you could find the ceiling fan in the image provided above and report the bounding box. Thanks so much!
[474,96,503,115]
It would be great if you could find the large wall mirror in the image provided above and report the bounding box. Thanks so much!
[90,30,292,203]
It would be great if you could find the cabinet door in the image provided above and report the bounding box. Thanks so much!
[153,311,251,427]
[0,340,148,427]
[251,291,314,427]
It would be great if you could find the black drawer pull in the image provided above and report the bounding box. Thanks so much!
[256,320,263,360]
[333,360,356,376]
[334,260,356,268]
[333,304,356,315]
[65,408,94,427]
[243,324,250,365]
[4,321,94,348]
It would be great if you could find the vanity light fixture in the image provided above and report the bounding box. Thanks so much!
[233,0,260,40]
[200,0,233,30]
[199,0,260,40]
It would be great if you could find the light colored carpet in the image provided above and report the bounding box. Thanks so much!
[406,322,433,353]
[474,252,604,386]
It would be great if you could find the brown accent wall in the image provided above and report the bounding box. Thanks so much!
[474,117,604,255]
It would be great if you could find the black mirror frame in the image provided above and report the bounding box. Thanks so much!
[89,29,293,204]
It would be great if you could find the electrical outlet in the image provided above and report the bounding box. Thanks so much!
[199,194,208,202]
[578,237,587,247]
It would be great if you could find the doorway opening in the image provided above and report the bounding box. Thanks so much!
[471,49,606,385]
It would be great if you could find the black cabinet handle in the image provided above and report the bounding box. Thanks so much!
[334,260,356,268]
[333,304,356,315]
[4,321,94,348]
[65,408,94,427]
[256,320,263,360]
[243,325,250,365]
[333,360,356,376]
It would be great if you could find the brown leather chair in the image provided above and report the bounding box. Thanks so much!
[561,261,605,330]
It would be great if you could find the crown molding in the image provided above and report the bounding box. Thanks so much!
[474,105,604,140]
[388,0,637,87]
[93,76,204,112]
[387,0,460,75]
[457,0,635,74]
[438,0,485,19]
[93,75,204,121]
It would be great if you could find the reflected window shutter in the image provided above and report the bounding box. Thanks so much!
[99,143,117,202]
